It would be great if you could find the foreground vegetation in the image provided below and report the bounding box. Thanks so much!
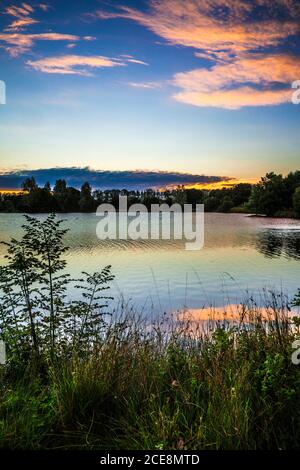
[1,170,300,217]
[1,306,300,450]
[0,215,300,450]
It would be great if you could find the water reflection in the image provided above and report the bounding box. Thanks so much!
[1,213,300,313]
[256,229,300,260]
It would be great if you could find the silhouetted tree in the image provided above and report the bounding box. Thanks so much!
[79,182,94,212]
[293,187,300,218]
[185,189,204,205]
[22,177,38,192]
[44,182,51,192]
[231,183,252,207]
[1,171,300,217]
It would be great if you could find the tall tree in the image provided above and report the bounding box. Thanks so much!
[22,177,38,192]
[79,182,95,212]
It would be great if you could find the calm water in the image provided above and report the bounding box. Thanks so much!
[0,213,300,316]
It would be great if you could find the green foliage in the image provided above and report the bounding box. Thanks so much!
[248,171,300,217]
[292,289,300,307]
[79,182,95,212]
[217,195,234,213]
[0,214,114,360]
[293,187,300,218]
[1,172,299,217]
[1,310,300,450]
[203,195,219,211]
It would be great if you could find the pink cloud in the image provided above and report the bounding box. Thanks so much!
[95,1,300,56]
[4,3,38,31]
[174,87,292,109]
[3,3,50,32]
[173,54,300,108]
[96,0,300,109]
[0,33,82,56]
[5,4,34,18]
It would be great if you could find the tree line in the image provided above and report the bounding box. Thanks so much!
[0,171,299,217]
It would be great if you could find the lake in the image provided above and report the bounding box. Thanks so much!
[0,213,300,317]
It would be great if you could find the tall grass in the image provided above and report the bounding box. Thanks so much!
[1,306,300,450]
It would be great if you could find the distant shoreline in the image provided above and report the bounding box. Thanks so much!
[1,171,300,218]
[0,210,299,220]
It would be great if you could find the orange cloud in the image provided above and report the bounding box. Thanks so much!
[173,54,300,108]
[97,0,300,109]
[175,88,292,109]
[5,4,34,18]
[95,0,300,56]
[6,18,39,31]
[0,33,85,56]
[1,3,80,53]
[4,2,46,31]
[174,55,300,92]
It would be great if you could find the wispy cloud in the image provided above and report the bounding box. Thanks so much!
[26,54,127,75]
[6,17,39,31]
[5,4,34,18]
[128,81,162,89]
[0,32,83,56]
[119,54,149,66]
[4,2,48,31]
[1,3,86,56]
[95,1,300,56]
[38,4,50,12]
[96,0,300,109]
[126,58,149,66]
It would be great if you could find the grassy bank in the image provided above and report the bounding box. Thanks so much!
[1,308,300,450]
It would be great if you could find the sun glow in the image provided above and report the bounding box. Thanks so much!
[0,189,24,194]
[160,178,259,192]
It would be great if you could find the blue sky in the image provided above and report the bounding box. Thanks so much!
[0,0,300,188]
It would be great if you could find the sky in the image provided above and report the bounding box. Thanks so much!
[0,0,300,189]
